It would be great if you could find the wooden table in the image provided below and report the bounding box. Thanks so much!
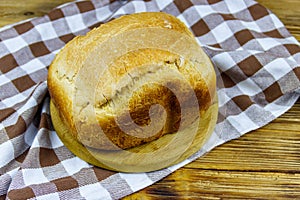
[1,0,299,199]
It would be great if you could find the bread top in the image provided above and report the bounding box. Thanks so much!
[48,12,216,150]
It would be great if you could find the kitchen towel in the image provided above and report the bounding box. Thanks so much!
[0,0,299,199]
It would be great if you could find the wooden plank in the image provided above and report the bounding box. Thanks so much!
[0,0,72,27]
[126,169,300,199]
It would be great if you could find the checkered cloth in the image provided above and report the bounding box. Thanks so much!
[1,0,299,199]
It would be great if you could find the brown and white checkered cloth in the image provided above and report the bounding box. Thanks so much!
[0,0,299,199]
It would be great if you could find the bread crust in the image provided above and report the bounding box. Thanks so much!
[48,12,216,150]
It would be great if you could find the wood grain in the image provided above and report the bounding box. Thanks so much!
[0,0,72,28]
[0,0,299,199]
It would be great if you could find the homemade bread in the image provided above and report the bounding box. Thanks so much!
[48,12,216,151]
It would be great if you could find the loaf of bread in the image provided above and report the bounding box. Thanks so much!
[48,12,216,151]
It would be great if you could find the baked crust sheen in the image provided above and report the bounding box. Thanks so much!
[48,12,216,150]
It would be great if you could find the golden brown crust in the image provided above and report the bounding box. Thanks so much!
[48,12,216,150]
